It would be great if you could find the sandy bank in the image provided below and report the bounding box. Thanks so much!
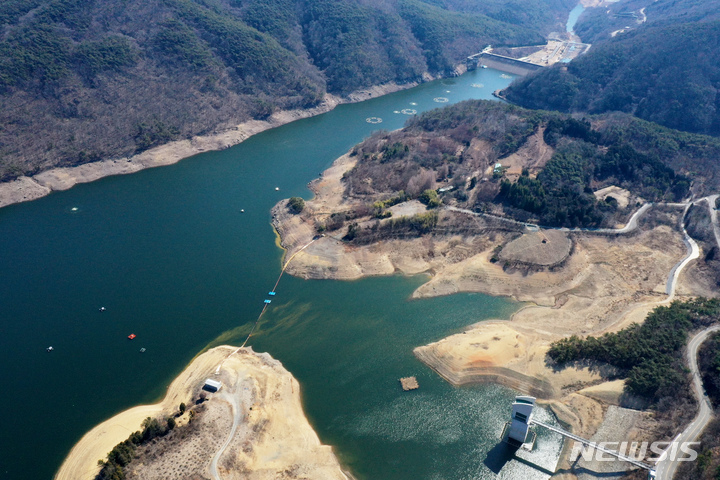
[272,150,703,468]
[55,346,348,480]
[272,153,520,281]
[0,81,418,210]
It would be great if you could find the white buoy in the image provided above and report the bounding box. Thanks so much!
[241,209,245,213]
[71,207,78,211]
[99,307,106,312]
[275,187,280,191]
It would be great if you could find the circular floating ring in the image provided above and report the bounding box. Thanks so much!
[366,117,383,124]
[400,108,417,115]
[440,80,455,86]
[433,97,449,103]
[471,83,484,88]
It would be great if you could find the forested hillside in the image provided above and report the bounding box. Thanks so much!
[0,0,573,181]
[339,100,720,229]
[548,299,720,437]
[503,0,720,137]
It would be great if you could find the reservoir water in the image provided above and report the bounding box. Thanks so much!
[0,68,562,480]
[566,3,586,34]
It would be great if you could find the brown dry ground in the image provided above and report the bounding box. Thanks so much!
[273,152,708,478]
[594,186,633,210]
[495,127,555,180]
[499,229,572,265]
[56,346,347,480]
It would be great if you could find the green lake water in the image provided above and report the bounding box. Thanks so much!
[0,68,562,480]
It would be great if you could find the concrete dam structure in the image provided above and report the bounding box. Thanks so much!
[467,52,545,76]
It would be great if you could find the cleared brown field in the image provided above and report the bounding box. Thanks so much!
[499,229,572,266]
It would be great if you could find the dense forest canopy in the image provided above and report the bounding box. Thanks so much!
[342,100,720,228]
[503,0,720,137]
[0,0,574,181]
[548,299,720,401]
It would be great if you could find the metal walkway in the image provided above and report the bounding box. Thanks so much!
[530,419,655,471]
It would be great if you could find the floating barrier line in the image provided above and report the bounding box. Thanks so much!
[215,237,319,374]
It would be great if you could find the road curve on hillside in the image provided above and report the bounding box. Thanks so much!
[665,204,700,298]
[446,202,653,234]
[656,325,720,480]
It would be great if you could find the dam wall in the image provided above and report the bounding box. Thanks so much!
[468,53,545,76]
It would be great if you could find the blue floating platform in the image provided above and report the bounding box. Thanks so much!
[268,292,276,296]
[264,299,272,304]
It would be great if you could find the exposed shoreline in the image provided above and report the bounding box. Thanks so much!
[271,147,702,466]
[55,346,348,480]
[0,80,423,211]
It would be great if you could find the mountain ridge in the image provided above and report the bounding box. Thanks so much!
[0,0,573,182]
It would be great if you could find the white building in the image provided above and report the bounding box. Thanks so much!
[507,395,535,444]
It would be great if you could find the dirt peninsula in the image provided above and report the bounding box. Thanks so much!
[56,346,348,480]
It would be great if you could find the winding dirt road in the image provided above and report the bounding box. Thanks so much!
[209,391,243,480]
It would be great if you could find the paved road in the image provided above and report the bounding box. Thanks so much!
[446,202,653,235]
[665,204,699,298]
[656,325,720,480]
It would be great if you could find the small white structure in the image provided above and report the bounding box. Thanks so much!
[203,378,222,392]
[506,395,535,445]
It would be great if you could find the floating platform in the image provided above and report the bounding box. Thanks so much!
[268,292,276,296]
[264,299,272,304]
[400,376,419,391]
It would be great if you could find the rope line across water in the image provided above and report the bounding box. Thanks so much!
[215,237,318,373]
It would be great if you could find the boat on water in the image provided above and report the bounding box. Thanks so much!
[46,346,53,352]
[99,306,106,312]
[140,348,146,353]
[128,333,136,340]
